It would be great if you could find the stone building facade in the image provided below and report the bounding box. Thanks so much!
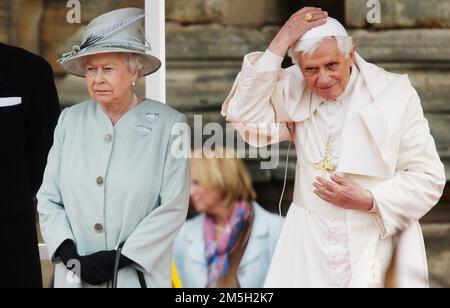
[1,0,449,286]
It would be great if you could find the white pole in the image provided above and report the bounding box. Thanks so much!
[145,0,166,104]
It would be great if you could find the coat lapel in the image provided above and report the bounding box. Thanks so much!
[359,75,412,174]
[184,215,208,287]
[282,65,323,123]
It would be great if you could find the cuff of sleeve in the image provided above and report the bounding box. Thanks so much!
[367,189,389,239]
[257,49,284,71]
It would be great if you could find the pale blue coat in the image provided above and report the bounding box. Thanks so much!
[173,203,283,288]
[37,99,190,288]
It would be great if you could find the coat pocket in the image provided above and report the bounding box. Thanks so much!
[0,97,22,107]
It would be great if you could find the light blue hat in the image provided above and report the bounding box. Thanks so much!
[59,8,161,77]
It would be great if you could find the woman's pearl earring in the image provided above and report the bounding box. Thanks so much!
[132,81,136,87]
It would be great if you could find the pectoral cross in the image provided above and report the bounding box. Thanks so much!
[313,137,336,177]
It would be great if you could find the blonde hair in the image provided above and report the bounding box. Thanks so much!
[192,147,257,207]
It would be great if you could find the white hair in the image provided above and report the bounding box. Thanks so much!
[288,36,354,64]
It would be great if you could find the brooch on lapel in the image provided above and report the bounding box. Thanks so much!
[137,125,152,137]
[145,112,160,124]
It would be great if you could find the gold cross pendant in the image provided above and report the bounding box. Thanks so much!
[313,137,337,177]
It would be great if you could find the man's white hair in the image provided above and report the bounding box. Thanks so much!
[288,36,354,64]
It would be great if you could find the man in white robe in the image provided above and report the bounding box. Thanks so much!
[221,7,446,288]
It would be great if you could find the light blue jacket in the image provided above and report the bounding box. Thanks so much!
[173,203,283,288]
[37,99,190,288]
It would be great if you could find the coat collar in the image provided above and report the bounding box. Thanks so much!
[185,215,206,264]
[185,203,270,267]
[0,43,10,87]
[337,54,412,177]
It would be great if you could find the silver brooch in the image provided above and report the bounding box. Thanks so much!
[137,125,152,137]
[145,112,160,124]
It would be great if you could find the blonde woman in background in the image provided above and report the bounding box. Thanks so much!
[174,147,283,288]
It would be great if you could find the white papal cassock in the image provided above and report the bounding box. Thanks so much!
[221,49,446,288]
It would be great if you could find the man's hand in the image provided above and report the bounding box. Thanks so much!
[313,174,374,212]
[268,7,328,57]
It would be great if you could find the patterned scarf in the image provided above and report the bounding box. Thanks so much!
[204,200,253,288]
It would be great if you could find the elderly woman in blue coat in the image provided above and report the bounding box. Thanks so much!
[174,147,283,288]
[37,8,190,288]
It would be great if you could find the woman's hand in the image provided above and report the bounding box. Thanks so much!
[268,7,328,57]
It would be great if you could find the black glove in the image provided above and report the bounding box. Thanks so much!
[55,240,134,286]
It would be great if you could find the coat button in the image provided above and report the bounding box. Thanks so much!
[96,176,104,186]
[94,223,104,233]
[104,134,113,144]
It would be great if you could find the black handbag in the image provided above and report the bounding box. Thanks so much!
[111,242,147,288]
